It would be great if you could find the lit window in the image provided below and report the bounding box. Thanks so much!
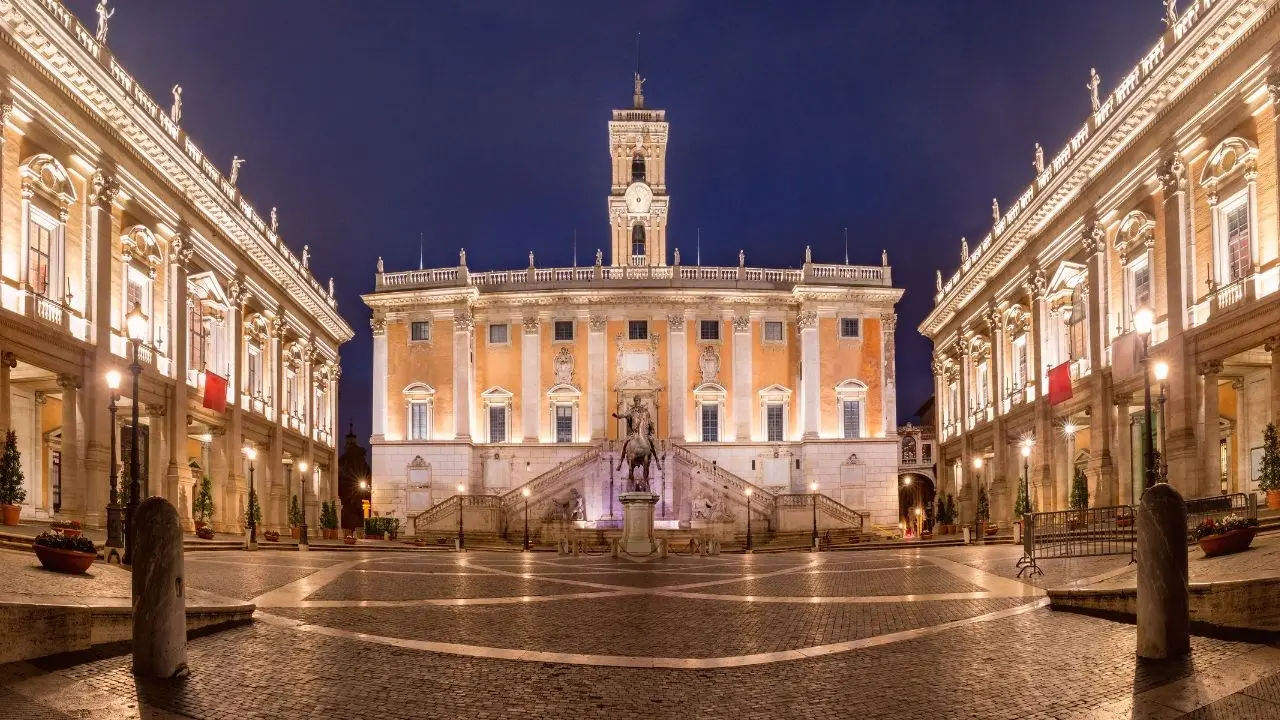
[554,320,574,342]
[839,317,860,339]
[409,401,430,440]
[841,400,862,439]
[1128,256,1151,313]
[699,320,720,341]
[766,403,784,442]
[488,323,509,345]
[489,404,507,443]
[1067,285,1087,361]
[1223,195,1251,283]
[764,321,784,342]
[26,209,59,299]
[554,405,573,443]
[701,403,719,442]
[410,321,430,342]
[247,345,262,397]
[1011,336,1027,389]
[628,320,648,340]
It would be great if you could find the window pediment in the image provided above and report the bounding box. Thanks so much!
[20,154,76,206]
[1200,137,1257,188]
[1115,211,1155,263]
[835,379,868,400]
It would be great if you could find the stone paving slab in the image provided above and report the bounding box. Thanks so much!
[696,565,987,596]
[306,572,592,601]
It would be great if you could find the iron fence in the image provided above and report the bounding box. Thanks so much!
[1016,504,1136,578]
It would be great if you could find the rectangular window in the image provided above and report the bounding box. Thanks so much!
[1129,256,1151,313]
[555,405,573,443]
[188,302,207,371]
[766,403,784,442]
[628,320,648,340]
[840,317,860,339]
[764,321,784,342]
[285,370,297,414]
[488,323,509,345]
[27,215,55,298]
[1224,197,1251,283]
[700,403,719,442]
[247,346,262,396]
[976,361,989,407]
[409,402,430,440]
[489,405,507,443]
[842,400,861,439]
[1011,336,1027,389]
[554,320,574,342]
[410,321,430,342]
[699,320,720,341]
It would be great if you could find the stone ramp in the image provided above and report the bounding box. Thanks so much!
[1047,528,1280,635]
[0,548,253,664]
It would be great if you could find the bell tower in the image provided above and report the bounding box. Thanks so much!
[608,72,669,266]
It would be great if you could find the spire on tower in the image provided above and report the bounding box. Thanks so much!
[632,32,645,109]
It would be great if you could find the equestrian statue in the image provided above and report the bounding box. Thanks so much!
[613,396,663,493]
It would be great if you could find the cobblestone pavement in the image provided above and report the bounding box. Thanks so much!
[0,546,1275,719]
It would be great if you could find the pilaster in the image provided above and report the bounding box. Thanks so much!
[371,314,387,439]
[798,311,819,439]
[452,312,474,440]
[731,314,751,440]
[589,314,607,440]
[522,317,541,442]
[56,374,81,517]
[1199,360,1222,500]
[667,313,686,440]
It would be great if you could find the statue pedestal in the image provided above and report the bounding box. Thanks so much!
[619,492,658,557]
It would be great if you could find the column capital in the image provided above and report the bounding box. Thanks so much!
[795,311,817,332]
[1265,335,1280,353]
[1158,151,1187,194]
[89,169,120,209]
[666,313,685,332]
[1268,72,1280,107]
[1081,220,1106,257]
[0,91,13,129]
[453,312,475,333]
[1023,269,1047,301]
[1113,392,1134,407]
[56,373,80,390]
[0,352,15,369]
[588,314,607,333]
[522,317,541,335]
[732,315,750,334]
[370,315,387,336]
[1197,360,1223,376]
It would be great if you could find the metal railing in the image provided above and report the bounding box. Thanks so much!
[1016,504,1135,578]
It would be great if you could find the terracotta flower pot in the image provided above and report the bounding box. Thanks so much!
[1,504,20,526]
[1116,515,1134,528]
[1268,490,1280,511]
[290,527,300,539]
[1198,527,1257,557]
[34,545,96,574]
[60,528,82,538]
[343,536,357,546]
[984,524,998,537]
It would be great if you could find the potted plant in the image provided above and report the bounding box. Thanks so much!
[263,529,280,542]
[365,517,400,541]
[33,530,96,574]
[945,493,957,534]
[192,474,214,532]
[196,526,215,540]
[1068,467,1089,530]
[50,519,82,537]
[976,485,990,537]
[1193,514,1260,557]
[0,430,26,526]
[321,501,340,540]
[1116,506,1135,528]
[245,491,262,533]
[288,495,303,538]
[1260,423,1280,510]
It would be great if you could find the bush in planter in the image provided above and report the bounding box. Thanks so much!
[944,494,956,527]
[192,475,214,528]
[976,485,990,524]
[364,516,400,539]
[1259,424,1280,506]
[0,430,27,522]
[289,495,303,528]
[1069,467,1089,512]
[1013,477,1032,521]
[196,526,215,540]
[245,491,262,528]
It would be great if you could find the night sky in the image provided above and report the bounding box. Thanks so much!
[65,0,1157,443]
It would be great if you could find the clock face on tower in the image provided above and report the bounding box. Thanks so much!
[624,182,653,213]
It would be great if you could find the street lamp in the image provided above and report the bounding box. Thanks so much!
[1134,307,1158,489]
[744,488,753,552]
[456,482,466,551]
[521,486,531,551]
[1154,361,1169,477]
[104,370,123,549]
[297,460,309,547]
[122,303,147,566]
[809,481,819,550]
[243,445,258,548]
[1020,439,1034,517]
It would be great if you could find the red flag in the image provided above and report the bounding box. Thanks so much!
[1048,362,1073,406]
[203,371,228,412]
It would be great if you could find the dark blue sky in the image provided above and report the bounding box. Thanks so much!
[67,0,1156,441]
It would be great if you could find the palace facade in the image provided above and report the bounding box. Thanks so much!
[0,0,353,531]
[921,0,1279,525]
[364,80,904,539]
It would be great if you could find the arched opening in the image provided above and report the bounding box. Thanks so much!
[898,472,936,537]
[631,153,646,182]
[631,222,646,264]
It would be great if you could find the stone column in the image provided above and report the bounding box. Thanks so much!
[1267,336,1280,425]
[1198,360,1222,499]
[732,314,751,440]
[167,234,192,528]
[88,169,119,353]
[1113,393,1135,507]
[452,312,474,440]
[798,311,819,439]
[1082,221,1116,505]
[0,351,13,433]
[521,317,540,442]
[146,403,168,503]
[1159,152,1199,492]
[667,313,686,441]
[57,375,82,516]
[226,280,247,533]
[1025,270,1046,400]
[370,315,387,440]
[882,312,898,437]
[588,314,606,441]
[207,426,230,531]
[0,92,9,277]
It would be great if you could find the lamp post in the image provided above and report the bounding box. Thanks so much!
[744,488,753,552]
[972,456,984,533]
[1154,360,1169,481]
[104,370,123,548]
[809,481,819,550]
[243,445,258,548]
[521,486,531,551]
[1134,307,1158,489]
[456,482,466,551]
[297,460,309,547]
[122,303,147,566]
[1021,440,1034,517]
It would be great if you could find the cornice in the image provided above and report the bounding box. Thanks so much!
[362,284,901,312]
[0,0,353,344]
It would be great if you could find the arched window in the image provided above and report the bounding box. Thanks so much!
[631,153,646,182]
[631,223,646,264]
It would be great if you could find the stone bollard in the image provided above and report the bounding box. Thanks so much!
[1136,483,1189,660]
[132,497,187,678]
